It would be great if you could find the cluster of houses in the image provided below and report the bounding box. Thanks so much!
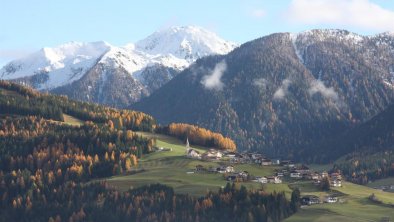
[194,164,252,182]
[301,195,339,205]
[186,139,224,161]
[185,138,342,187]
[284,165,342,187]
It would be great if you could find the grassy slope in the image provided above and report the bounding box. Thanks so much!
[105,132,394,220]
[286,181,394,222]
[105,132,279,196]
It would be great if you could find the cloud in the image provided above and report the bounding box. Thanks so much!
[273,79,291,100]
[0,49,34,67]
[251,9,266,18]
[201,60,227,90]
[0,49,32,60]
[309,79,338,101]
[286,0,394,32]
[253,78,268,88]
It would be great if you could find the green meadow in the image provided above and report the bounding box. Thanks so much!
[103,132,394,221]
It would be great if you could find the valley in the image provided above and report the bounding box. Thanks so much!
[2,25,394,222]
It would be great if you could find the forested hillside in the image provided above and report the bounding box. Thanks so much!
[0,81,295,221]
[135,30,394,160]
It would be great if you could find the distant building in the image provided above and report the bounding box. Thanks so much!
[290,171,302,178]
[331,179,342,187]
[330,173,342,180]
[195,165,204,171]
[281,160,294,168]
[321,171,329,178]
[267,176,282,184]
[271,159,280,165]
[275,172,284,177]
[187,149,201,159]
[261,159,272,166]
[255,176,268,184]
[217,165,234,173]
[324,196,338,203]
[295,165,310,174]
[301,195,320,205]
[201,149,223,160]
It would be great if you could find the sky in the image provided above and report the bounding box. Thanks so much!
[1,0,394,66]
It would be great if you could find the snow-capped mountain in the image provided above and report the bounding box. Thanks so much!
[135,26,236,62]
[0,26,237,107]
[0,41,111,89]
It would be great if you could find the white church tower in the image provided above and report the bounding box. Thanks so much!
[185,137,190,154]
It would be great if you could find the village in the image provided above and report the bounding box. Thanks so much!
[182,138,343,205]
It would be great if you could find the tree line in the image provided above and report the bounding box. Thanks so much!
[159,123,237,151]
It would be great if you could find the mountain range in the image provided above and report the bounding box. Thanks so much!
[0,26,236,107]
[134,29,394,161]
[3,27,394,162]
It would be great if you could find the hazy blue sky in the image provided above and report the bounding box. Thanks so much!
[1,0,394,66]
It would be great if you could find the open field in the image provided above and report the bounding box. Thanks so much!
[62,113,84,126]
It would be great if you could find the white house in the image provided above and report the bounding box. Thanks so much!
[187,149,201,159]
[324,196,338,203]
[225,165,234,173]
[331,179,342,187]
[267,176,282,184]
[256,176,268,184]
[202,149,223,160]
[217,165,234,173]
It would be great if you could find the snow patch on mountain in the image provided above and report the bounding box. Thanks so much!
[0,41,111,89]
[135,26,237,62]
[0,26,237,91]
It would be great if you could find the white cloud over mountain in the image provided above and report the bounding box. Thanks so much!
[287,0,394,32]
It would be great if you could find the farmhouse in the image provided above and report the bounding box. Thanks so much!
[290,171,302,178]
[295,165,310,174]
[238,171,249,180]
[217,165,234,173]
[301,195,320,205]
[310,172,321,180]
[324,196,338,203]
[195,165,204,171]
[331,179,342,187]
[321,171,329,178]
[187,149,201,159]
[255,176,268,184]
[267,176,282,184]
[271,159,280,165]
[261,159,272,166]
[275,172,284,177]
[281,160,294,167]
[201,149,223,160]
[330,173,342,180]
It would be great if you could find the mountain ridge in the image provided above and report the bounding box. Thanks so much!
[134,29,394,160]
[0,26,237,107]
